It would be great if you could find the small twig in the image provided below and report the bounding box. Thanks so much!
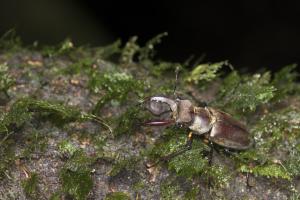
[82,114,113,134]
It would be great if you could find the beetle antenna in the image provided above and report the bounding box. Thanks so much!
[173,65,180,99]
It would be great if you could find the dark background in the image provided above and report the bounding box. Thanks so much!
[1,0,300,71]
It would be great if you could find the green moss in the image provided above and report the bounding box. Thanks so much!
[0,29,22,52]
[0,98,80,131]
[148,128,212,179]
[160,180,180,200]
[120,32,167,64]
[90,134,107,157]
[185,61,230,84]
[113,106,151,137]
[239,163,291,180]
[60,150,94,200]
[132,180,145,191]
[90,72,147,113]
[236,107,300,180]
[183,187,199,200]
[58,139,78,156]
[104,192,131,200]
[21,172,39,199]
[1,32,300,198]
[272,64,299,100]
[0,138,16,179]
[27,99,81,124]
[49,192,62,200]
[138,32,168,61]
[149,61,181,77]
[0,63,14,98]
[168,139,208,179]
[0,98,111,136]
[63,57,94,75]
[0,122,7,133]
[147,127,230,189]
[94,39,122,60]
[286,144,300,177]
[1,98,33,130]
[204,165,231,188]
[120,36,139,64]
[109,156,140,177]
[21,129,48,158]
[0,97,110,178]
[216,71,276,112]
[42,38,74,57]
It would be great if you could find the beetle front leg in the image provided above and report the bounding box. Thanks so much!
[146,132,193,168]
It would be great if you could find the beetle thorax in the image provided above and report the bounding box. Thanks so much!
[189,107,213,135]
[175,100,193,123]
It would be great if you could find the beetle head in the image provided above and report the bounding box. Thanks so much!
[147,96,177,116]
[144,96,193,126]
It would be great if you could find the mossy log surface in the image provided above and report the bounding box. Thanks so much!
[0,35,300,199]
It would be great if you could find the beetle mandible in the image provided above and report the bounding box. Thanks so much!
[143,95,253,167]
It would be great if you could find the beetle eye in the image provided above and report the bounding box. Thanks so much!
[148,100,171,115]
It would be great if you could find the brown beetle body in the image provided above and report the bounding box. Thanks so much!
[190,107,252,150]
[145,97,253,150]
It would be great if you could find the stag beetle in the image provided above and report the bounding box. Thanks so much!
[143,96,253,167]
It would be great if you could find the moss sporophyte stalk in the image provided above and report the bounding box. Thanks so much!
[0,31,300,199]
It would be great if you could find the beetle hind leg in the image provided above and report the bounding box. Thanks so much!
[146,132,193,168]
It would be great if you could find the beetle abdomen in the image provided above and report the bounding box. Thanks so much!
[208,108,253,150]
[210,120,252,150]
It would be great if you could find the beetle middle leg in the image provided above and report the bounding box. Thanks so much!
[146,132,194,168]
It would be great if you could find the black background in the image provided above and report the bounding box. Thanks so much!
[1,0,300,72]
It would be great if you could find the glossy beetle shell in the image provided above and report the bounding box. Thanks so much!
[190,107,253,150]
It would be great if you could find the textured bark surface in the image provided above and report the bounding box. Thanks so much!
[0,46,299,200]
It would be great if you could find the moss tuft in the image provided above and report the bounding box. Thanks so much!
[0,98,110,136]
[160,180,180,200]
[186,61,230,85]
[0,138,16,179]
[95,39,122,60]
[0,63,14,98]
[183,187,199,200]
[42,38,74,57]
[239,163,291,180]
[0,29,22,52]
[21,172,39,199]
[236,107,300,180]
[138,32,168,61]
[21,129,48,158]
[272,64,299,100]
[104,192,131,200]
[60,150,94,200]
[109,156,140,177]
[90,72,147,113]
[113,106,151,137]
[58,139,78,157]
[120,32,168,64]
[216,71,276,112]
[168,139,208,179]
[120,36,139,64]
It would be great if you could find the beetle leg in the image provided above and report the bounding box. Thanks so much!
[208,141,214,166]
[144,119,175,126]
[146,132,193,168]
[207,141,214,188]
